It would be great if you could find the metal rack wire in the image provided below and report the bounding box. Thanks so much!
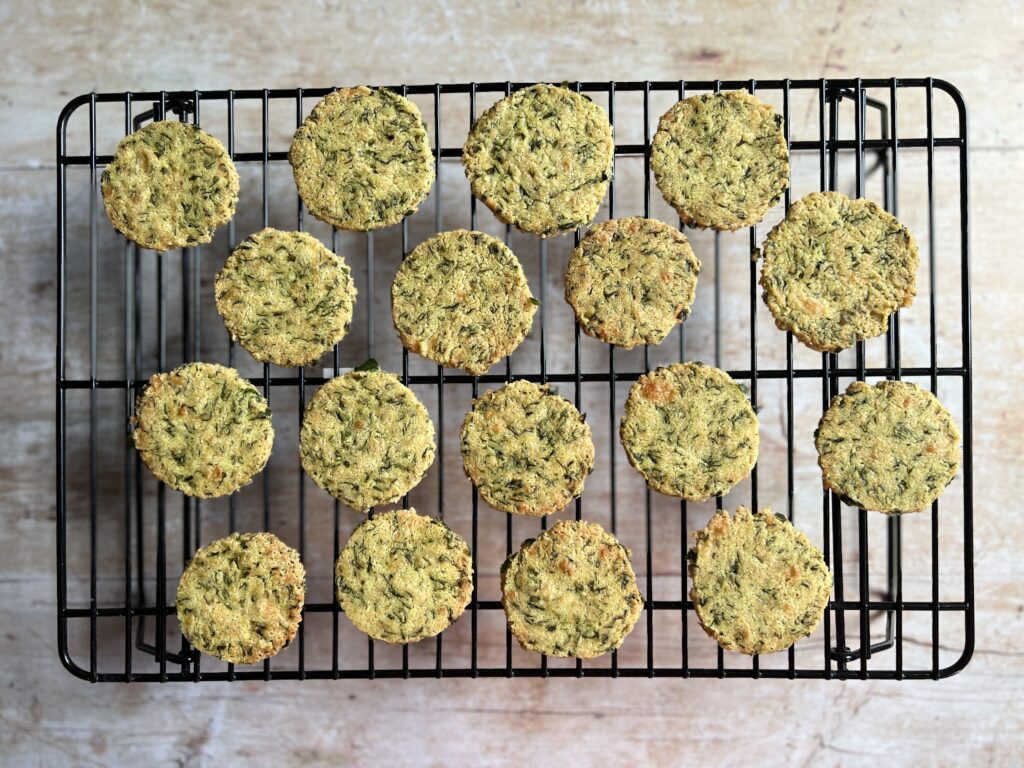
[56,78,972,682]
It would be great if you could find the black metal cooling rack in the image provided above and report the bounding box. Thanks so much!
[56,78,973,682]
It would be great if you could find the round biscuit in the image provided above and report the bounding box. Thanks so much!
[336,508,473,643]
[688,506,831,655]
[132,362,273,499]
[463,84,613,237]
[102,120,238,250]
[501,520,643,658]
[176,532,305,664]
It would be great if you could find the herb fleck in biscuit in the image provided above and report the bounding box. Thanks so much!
[289,86,435,231]
[463,84,614,237]
[501,520,642,658]
[300,366,435,511]
[176,532,305,664]
[688,507,831,655]
[816,380,960,514]
[392,230,537,375]
[620,362,758,501]
[460,380,594,516]
[564,216,700,348]
[102,120,239,250]
[214,228,356,367]
[760,191,918,352]
[336,509,473,643]
[651,90,788,230]
[132,362,272,498]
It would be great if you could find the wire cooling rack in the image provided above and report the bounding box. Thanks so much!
[56,78,972,682]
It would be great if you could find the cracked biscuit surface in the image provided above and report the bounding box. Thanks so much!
[215,228,356,367]
[460,380,594,516]
[132,362,273,499]
[564,216,700,348]
[760,191,918,352]
[102,119,239,250]
[176,532,305,664]
[463,84,613,236]
[688,506,832,655]
[335,509,473,643]
[620,362,758,502]
[289,86,435,231]
[651,90,788,230]
[501,520,643,658]
[815,380,960,514]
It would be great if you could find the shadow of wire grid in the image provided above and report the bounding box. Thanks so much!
[57,78,972,681]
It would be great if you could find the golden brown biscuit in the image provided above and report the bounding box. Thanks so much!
[815,380,960,513]
[300,366,435,511]
[564,216,700,348]
[176,532,305,664]
[760,191,918,352]
[289,86,435,231]
[460,380,594,516]
[688,507,831,655]
[102,120,238,250]
[335,509,473,643]
[501,520,643,658]
[132,362,273,498]
[391,229,537,375]
[214,228,356,367]
[651,90,788,230]
[620,363,758,501]
[463,84,613,236]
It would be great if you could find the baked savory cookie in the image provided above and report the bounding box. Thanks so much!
[289,86,435,231]
[564,216,701,348]
[651,90,788,230]
[335,508,473,643]
[462,84,614,236]
[620,362,758,502]
[687,507,831,655]
[760,191,919,352]
[132,362,273,498]
[300,365,435,511]
[176,532,305,664]
[102,120,239,250]
[501,520,642,658]
[391,230,537,375]
[460,380,594,516]
[815,380,960,514]
[214,228,356,367]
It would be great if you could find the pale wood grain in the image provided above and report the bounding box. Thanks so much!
[1,0,1022,766]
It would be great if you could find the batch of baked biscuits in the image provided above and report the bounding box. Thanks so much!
[102,83,961,666]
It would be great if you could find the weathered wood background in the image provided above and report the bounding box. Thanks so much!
[1,1,1021,765]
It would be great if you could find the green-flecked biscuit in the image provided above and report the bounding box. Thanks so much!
[132,362,273,498]
[289,86,435,231]
[620,362,758,502]
[214,228,356,367]
[564,216,701,349]
[101,120,239,251]
[176,532,305,664]
[501,520,643,658]
[335,508,473,643]
[300,367,435,511]
[688,506,832,655]
[760,191,919,352]
[651,90,788,230]
[460,380,594,516]
[463,84,614,237]
[391,229,537,375]
[815,380,960,514]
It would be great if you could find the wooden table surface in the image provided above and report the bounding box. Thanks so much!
[1,1,1021,765]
